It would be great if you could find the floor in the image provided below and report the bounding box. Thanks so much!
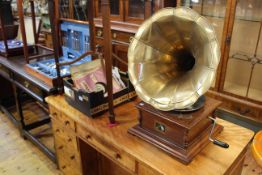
[0,108,261,175]
[0,109,61,175]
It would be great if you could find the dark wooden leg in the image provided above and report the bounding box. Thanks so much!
[12,84,25,133]
[101,0,116,125]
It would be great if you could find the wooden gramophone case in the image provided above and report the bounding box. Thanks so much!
[129,97,223,164]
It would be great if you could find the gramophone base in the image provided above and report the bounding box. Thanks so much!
[128,124,223,164]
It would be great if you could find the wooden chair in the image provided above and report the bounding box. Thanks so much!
[17,0,54,63]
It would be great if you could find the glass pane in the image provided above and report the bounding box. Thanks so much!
[128,0,145,18]
[224,59,252,96]
[224,0,262,100]
[110,0,120,15]
[248,64,262,101]
[180,0,227,87]
[74,0,88,21]
[98,0,120,15]
[59,0,70,18]
[180,0,226,45]
[248,21,262,101]
[235,0,262,21]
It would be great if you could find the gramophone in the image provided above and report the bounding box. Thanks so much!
[128,7,229,164]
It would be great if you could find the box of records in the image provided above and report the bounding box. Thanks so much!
[63,59,136,117]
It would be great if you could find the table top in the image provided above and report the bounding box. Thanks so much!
[46,95,254,175]
[0,55,55,93]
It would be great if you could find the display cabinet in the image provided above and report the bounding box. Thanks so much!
[125,0,146,22]
[57,0,176,72]
[178,0,228,88]
[221,0,262,102]
[59,0,91,21]
[94,0,176,71]
[94,0,176,23]
[95,0,124,21]
[178,0,262,123]
[95,0,146,23]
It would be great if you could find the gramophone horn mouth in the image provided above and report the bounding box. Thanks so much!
[173,49,195,72]
[128,7,220,111]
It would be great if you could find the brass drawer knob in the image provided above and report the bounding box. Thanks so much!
[65,121,70,125]
[55,129,60,133]
[58,145,63,150]
[129,36,134,43]
[85,135,91,140]
[97,30,103,37]
[70,155,75,160]
[115,153,121,160]
[113,33,117,39]
[24,81,30,88]
[62,165,66,169]
[68,138,72,142]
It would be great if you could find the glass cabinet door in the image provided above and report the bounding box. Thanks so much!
[96,0,123,20]
[73,0,88,21]
[179,0,227,88]
[125,0,145,22]
[110,1,120,15]
[59,0,71,18]
[223,0,262,102]
[59,0,88,20]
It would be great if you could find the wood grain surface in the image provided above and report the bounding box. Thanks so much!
[0,110,61,175]
[46,95,254,175]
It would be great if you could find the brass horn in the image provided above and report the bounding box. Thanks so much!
[128,7,220,111]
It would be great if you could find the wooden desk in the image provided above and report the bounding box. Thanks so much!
[0,56,57,162]
[46,95,254,175]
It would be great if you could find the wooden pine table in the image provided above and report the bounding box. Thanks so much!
[46,95,254,175]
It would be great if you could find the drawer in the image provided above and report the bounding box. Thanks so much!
[111,30,133,43]
[0,64,11,78]
[13,73,44,100]
[77,124,136,173]
[52,120,82,175]
[56,136,80,164]
[221,100,261,121]
[57,152,82,175]
[59,163,82,175]
[56,138,81,173]
[138,163,161,175]
[95,28,134,44]
[52,119,78,151]
[50,106,75,131]
[49,105,61,118]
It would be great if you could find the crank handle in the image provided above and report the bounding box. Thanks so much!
[209,117,229,149]
[212,139,229,148]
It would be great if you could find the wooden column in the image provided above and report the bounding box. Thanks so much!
[216,0,238,91]
[87,0,96,53]
[101,0,115,124]
[69,0,74,19]
[29,0,38,45]
[17,0,29,63]
[145,0,152,19]
[48,0,63,92]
